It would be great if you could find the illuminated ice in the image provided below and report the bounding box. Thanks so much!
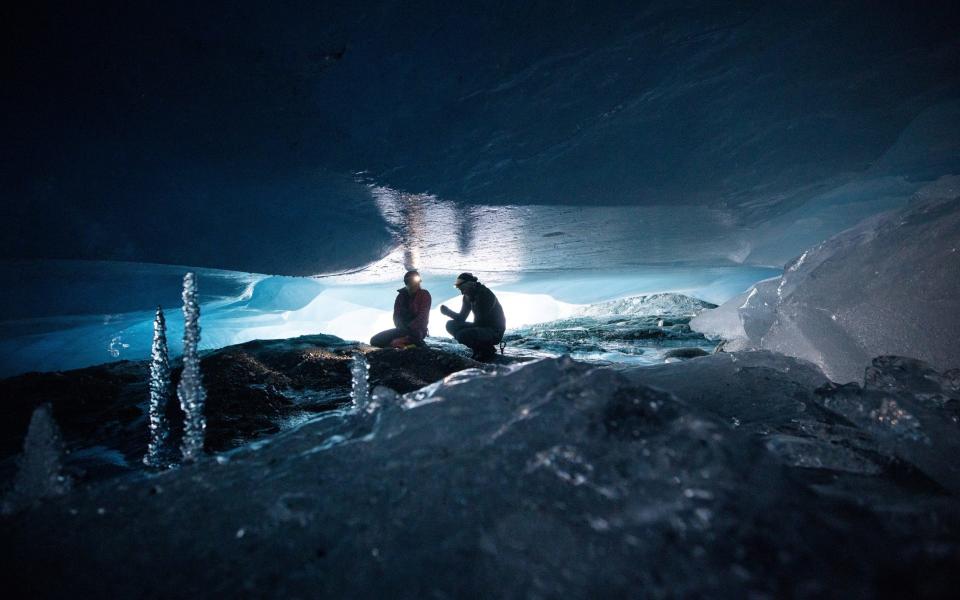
[177,273,207,462]
[350,352,371,412]
[690,277,779,352]
[693,178,960,382]
[144,306,172,468]
[0,259,777,377]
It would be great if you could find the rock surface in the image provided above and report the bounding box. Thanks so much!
[0,335,486,484]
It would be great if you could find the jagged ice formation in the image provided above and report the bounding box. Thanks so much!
[177,273,207,462]
[350,351,371,413]
[692,178,960,382]
[144,306,171,467]
[2,405,69,514]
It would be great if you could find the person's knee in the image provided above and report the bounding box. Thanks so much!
[465,327,496,347]
[445,320,459,335]
[457,329,479,347]
[369,331,390,348]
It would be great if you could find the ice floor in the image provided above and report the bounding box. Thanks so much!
[0,259,778,377]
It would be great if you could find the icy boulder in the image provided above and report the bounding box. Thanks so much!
[575,293,716,318]
[694,179,960,382]
[814,355,960,494]
[689,277,779,352]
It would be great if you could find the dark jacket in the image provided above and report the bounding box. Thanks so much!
[452,283,506,335]
[393,288,432,341]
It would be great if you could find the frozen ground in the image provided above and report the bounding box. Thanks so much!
[2,351,958,597]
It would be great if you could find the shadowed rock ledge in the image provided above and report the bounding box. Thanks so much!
[0,334,495,483]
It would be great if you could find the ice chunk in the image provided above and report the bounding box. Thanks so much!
[690,277,779,351]
[694,180,960,382]
[2,405,70,514]
[814,355,960,494]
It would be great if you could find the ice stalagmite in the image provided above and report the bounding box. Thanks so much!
[350,351,370,412]
[177,273,207,462]
[144,306,171,467]
[2,404,70,514]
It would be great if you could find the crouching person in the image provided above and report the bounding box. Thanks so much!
[440,272,506,361]
[370,270,432,349]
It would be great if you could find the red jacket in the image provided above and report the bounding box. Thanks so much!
[393,288,431,341]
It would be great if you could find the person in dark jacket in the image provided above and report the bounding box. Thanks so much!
[370,270,432,348]
[441,272,506,361]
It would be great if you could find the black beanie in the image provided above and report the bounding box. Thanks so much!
[456,272,478,283]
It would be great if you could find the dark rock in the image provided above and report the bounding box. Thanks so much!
[664,347,710,359]
[366,346,480,393]
[0,361,149,480]
[0,334,499,484]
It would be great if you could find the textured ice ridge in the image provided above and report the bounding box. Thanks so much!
[575,293,717,318]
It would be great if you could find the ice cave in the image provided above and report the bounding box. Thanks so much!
[1,2,959,597]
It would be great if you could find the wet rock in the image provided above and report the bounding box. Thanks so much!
[663,347,710,360]
[0,361,148,482]
[366,346,480,393]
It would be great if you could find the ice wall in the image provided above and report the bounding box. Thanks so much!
[693,177,960,382]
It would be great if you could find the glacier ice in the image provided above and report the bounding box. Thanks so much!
[693,179,960,382]
[573,292,716,318]
[690,277,779,352]
[0,259,776,377]
[177,273,207,462]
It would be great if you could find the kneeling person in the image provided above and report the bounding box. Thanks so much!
[370,270,432,348]
[441,272,506,361]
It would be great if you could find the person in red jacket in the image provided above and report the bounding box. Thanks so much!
[370,270,432,348]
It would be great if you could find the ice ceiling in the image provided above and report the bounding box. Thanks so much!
[3,1,959,275]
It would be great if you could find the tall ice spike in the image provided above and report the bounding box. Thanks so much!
[144,306,171,467]
[177,273,207,462]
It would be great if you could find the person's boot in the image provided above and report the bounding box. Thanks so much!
[475,345,497,362]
